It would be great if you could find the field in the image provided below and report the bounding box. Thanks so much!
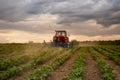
[0,43,120,80]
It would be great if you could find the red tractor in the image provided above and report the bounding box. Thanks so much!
[51,30,73,47]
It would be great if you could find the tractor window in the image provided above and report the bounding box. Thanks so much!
[61,32,65,36]
[56,32,65,36]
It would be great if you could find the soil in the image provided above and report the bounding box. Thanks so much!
[94,49,120,80]
[8,50,70,80]
[47,50,80,80]
[83,50,102,80]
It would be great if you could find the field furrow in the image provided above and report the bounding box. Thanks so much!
[63,47,86,80]
[8,49,69,80]
[94,48,120,80]
[89,47,115,80]
[24,46,80,80]
[0,48,65,80]
[47,49,80,80]
[95,47,120,65]
[83,49,102,80]
[0,44,120,80]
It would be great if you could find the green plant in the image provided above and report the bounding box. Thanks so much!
[0,55,30,71]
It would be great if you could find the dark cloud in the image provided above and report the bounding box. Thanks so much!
[0,0,120,26]
[50,0,120,26]
[0,0,120,37]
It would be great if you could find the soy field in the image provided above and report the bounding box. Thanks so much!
[0,43,120,80]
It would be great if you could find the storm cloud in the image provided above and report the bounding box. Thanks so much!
[0,0,120,26]
[0,0,120,42]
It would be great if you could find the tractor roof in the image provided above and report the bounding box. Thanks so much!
[55,30,66,32]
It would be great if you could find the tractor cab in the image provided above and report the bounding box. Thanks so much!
[55,30,67,37]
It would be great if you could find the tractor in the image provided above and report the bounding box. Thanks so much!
[51,30,73,48]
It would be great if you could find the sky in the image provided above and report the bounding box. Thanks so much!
[0,0,120,43]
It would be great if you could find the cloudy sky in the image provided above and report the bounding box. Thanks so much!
[0,0,120,43]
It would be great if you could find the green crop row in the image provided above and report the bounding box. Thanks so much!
[114,46,120,52]
[106,46,120,52]
[63,47,86,80]
[0,48,64,80]
[98,45,120,53]
[111,48,120,53]
[89,48,115,80]
[101,47,120,57]
[0,47,64,71]
[24,46,80,80]
[0,55,30,71]
[0,44,25,55]
[27,48,65,69]
[95,47,120,65]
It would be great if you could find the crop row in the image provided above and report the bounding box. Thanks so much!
[63,47,86,80]
[0,55,30,71]
[0,50,50,71]
[101,46,120,57]
[0,47,64,71]
[95,47,120,65]
[24,46,80,80]
[98,45,120,53]
[0,48,64,80]
[107,46,120,52]
[0,44,25,56]
[89,48,115,80]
